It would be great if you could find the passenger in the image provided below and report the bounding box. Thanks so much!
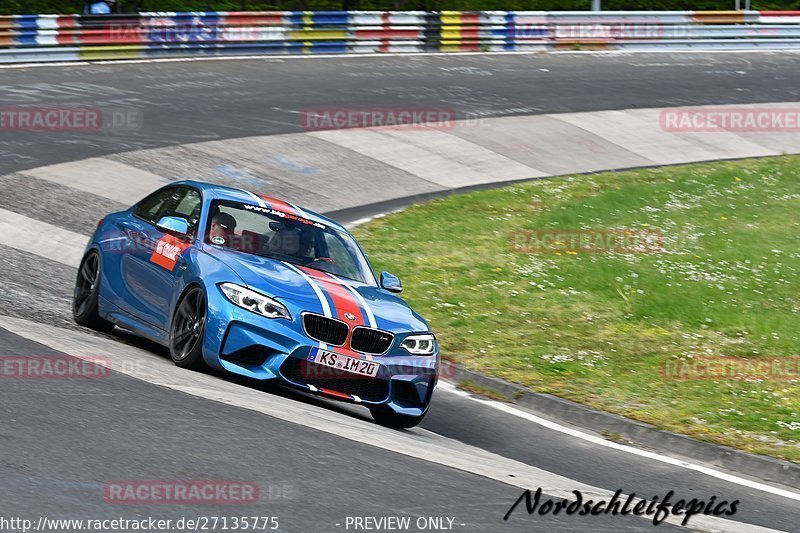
[209,212,237,247]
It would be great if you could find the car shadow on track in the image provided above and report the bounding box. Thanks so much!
[106,325,394,428]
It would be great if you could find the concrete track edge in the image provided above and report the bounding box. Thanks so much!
[2,102,799,488]
[440,362,800,489]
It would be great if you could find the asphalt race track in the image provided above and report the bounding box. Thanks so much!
[2,52,800,532]
[4,52,800,174]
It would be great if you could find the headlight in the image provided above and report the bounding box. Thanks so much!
[401,333,436,355]
[219,283,291,320]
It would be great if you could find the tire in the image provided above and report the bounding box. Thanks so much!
[72,251,114,332]
[169,286,208,370]
[369,406,426,429]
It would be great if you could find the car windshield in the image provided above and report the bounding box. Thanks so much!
[205,200,376,285]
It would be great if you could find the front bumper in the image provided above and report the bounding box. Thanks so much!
[203,291,438,417]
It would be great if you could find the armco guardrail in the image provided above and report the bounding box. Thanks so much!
[2,10,800,63]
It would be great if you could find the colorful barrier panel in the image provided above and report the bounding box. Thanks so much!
[2,10,800,63]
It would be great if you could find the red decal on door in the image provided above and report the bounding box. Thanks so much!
[150,235,190,271]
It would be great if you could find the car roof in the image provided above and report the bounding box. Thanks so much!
[173,180,347,232]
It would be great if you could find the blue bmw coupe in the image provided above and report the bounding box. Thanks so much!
[72,181,438,428]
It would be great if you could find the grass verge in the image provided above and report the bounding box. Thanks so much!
[354,156,800,462]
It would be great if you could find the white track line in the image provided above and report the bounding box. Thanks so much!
[439,381,800,501]
[0,315,782,533]
[0,200,798,505]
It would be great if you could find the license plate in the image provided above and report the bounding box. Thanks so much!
[308,348,379,378]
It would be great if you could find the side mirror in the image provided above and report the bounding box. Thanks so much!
[380,271,402,293]
[156,216,190,239]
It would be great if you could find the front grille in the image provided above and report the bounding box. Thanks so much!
[302,313,348,346]
[280,357,389,403]
[351,327,394,355]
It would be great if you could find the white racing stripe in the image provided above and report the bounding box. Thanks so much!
[0,315,782,533]
[242,189,268,209]
[328,273,377,329]
[2,209,796,506]
[0,208,86,267]
[438,381,800,503]
[325,273,378,361]
[280,261,331,350]
[239,188,314,225]
[286,201,311,220]
[1,192,797,506]
[281,262,331,318]
[234,190,337,351]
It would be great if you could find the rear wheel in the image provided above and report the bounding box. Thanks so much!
[169,286,208,370]
[369,406,426,429]
[72,251,114,332]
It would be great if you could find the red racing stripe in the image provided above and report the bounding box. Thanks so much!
[298,266,366,357]
[260,195,298,216]
[318,387,351,400]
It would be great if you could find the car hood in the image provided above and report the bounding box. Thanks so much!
[206,247,429,333]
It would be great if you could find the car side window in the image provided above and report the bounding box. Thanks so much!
[134,187,174,224]
[160,188,203,237]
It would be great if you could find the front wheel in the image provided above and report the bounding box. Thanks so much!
[72,251,114,332]
[169,286,208,370]
[369,406,426,429]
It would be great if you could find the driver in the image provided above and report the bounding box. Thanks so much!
[269,226,301,256]
[297,227,315,259]
[210,212,237,247]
